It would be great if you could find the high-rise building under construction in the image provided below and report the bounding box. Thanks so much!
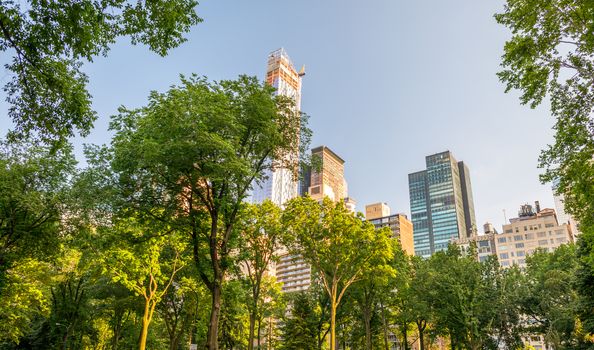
[251,48,305,206]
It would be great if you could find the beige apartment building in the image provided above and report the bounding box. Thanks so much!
[495,203,574,268]
[453,233,497,262]
[308,146,347,202]
[276,145,350,293]
[453,222,498,262]
[365,203,415,256]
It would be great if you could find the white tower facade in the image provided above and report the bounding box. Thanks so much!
[251,48,304,206]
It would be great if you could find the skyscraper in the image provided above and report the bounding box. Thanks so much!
[408,151,477,257]
[251,48,305,206]
[308,146,347,202]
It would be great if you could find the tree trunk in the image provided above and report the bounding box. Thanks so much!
[401,323,409,350]
[364,309,372,350]
[330,300,337,350]
[267,317,273,350]
[380,302,390,350]
[248,312,256,350]
[257,318,262,350]
[417,322,425,350]
[170,336,180,350]
[206,282,222,350]
[139,299,151,350]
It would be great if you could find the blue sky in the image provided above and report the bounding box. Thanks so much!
[0,0,556,232]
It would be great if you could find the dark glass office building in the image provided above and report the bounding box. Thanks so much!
[408,151,477,257]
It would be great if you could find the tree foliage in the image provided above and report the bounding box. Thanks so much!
[0,0,202,145]
[236,200,284,350]
[496,1,594,342]
[282,196,393,350]
[108,74,309,350]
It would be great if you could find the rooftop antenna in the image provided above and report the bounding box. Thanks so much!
[503,209,507,224]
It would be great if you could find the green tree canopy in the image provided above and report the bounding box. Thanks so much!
[0,141,76,290]
[235,200,284,350]
[108,74,309,350]
[1,0,202,145]
[496,2,594,341]
[282,196,393,350]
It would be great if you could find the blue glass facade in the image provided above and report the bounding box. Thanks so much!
[409,171,431,257]
[408,151,476,257]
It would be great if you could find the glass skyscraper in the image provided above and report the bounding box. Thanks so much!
[408,151,477,257]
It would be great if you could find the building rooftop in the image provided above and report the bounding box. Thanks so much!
[311,145,345,164]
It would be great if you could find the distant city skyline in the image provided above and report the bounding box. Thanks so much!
[0,0,557,233]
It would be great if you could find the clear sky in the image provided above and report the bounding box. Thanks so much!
[0,0,557,232]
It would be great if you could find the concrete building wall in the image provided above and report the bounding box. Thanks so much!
[309,146,346,202]
[366,205,415,256]
[366,202,391,220]
[496,207,573,268]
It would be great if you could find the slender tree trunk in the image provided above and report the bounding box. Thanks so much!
[248,312,256,350]
[417,321,425,350]
[267,317,272,350]
[206,210,223,350]
[112,310,124,350]
[170,335,180,350]
[401,323,410,350]
[206,281,222,350]
[364,308,372,350]
[139,299,152,350]
[330,299,337,350]
[257,318,261,350]
[380,302,390,350]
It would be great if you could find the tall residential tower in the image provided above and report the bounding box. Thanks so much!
[308,146,348,202]
[408,151,477,257]
[251,48,305,206]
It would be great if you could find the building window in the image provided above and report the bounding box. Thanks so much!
[514,235,523,241]
[498,237,507,243]
[500,253,509,259]
[515,243,524,249]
